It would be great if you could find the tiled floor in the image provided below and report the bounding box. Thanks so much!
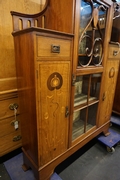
[0,164,11,180]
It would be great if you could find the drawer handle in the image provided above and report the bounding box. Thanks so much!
[11,120,19,126]
[9,103,18,110]
[112,42,120,56]
[51,44,60,53]
[113,50,120,56]
[13,135,22,142]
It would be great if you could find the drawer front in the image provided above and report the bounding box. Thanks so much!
[108,45,120,59]
[0,131,22,156]
[0,98,19,120]
[0,116,21,137]
[36,36,71,60]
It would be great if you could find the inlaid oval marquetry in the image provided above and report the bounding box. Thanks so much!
[109,67,115,78]
[47,72,63,91]
[44,112,49,119]
[93,8,99,28]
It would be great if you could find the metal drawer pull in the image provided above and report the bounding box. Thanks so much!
[13,135,22,142]
[11,120,19,130]
[112,42,120,56]
[9,103,19,130]
[9,103,18,110]
[51,44,60,53]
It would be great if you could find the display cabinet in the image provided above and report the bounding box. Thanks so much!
[11,0,116,180]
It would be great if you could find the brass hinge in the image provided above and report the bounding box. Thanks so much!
[72,74,76,86]
[36,70,38,79]
[65,106,69,118]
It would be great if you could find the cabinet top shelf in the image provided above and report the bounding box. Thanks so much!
[12,26,74,38]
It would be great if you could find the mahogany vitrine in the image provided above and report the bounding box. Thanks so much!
[11,0,118,179]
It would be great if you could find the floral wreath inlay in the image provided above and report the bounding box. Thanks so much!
[47,72,63,91]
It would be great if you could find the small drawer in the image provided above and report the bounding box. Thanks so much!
[0,115,21,137]
[36,35,71,60]
[0,98,19,120]
[0,130,22,156]
[108,45,120,59]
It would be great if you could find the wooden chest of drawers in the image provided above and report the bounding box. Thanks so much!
[0,91,22,156]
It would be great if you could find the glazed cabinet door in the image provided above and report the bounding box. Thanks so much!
[71,0,109,143]
[37,61,70,165]
[72,73,102,141]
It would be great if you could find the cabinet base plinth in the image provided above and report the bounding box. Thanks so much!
[22,150,54,180]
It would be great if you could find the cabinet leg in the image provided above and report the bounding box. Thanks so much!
[22,163,30,171]
[103,128,110,136]
[22,150,55,180]
[102,122,110,136]
[104,131,110,136]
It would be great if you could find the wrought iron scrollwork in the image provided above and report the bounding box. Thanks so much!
[78,0,107,67]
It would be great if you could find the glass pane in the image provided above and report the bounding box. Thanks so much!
[72,104,98,141]
[90,73,101,101]
[87,103,98,130]
[72,108,87,140]
[74,75,89,107]
[74,73,101,107]
[78,0,107,67]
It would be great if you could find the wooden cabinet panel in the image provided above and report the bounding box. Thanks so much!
[37,61,70,165]
[111,46,120,115]
[113,68,120,114]
[98,59,119,127]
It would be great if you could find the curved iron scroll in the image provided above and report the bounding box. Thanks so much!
[78,0,107,67]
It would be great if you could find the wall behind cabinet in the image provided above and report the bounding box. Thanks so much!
[0,0,45,92]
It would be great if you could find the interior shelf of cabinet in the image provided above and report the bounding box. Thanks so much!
[74,93,99,109]
[78,54,86,56]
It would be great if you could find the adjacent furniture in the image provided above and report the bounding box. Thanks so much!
[0,90,22,156]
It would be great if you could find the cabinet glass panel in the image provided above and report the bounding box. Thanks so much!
[74,73,101,108]
[73,73,101,141]
[72,103,98,140]
[78,0,107,67]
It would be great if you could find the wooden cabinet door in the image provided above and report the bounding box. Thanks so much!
[98,60,119,127]
[113,67,120,114]
[37,61,70,165]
